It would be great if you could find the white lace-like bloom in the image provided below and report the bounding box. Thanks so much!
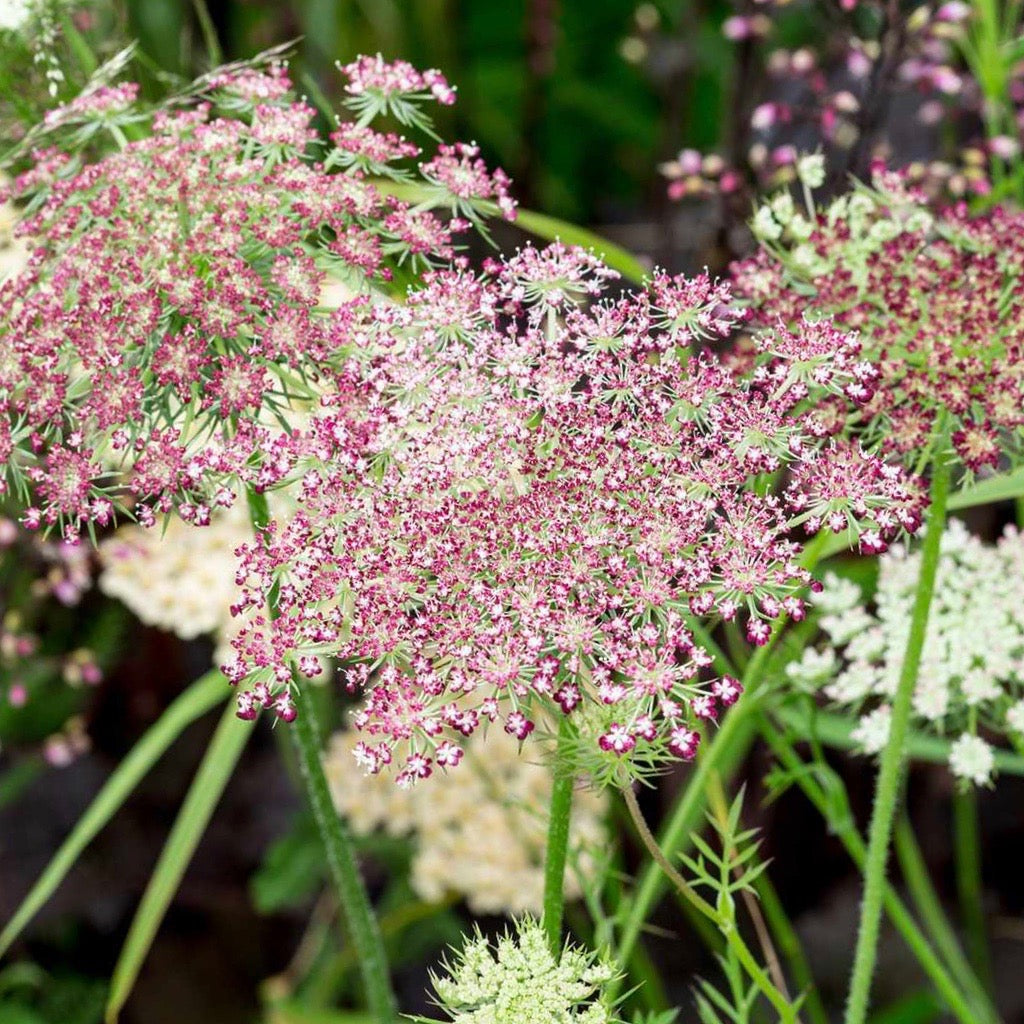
[949,734,995,787]
[428,917,618,1024]
[98,506,252,660]
[0,0,33,32]
[806,520,1024,782]
[325,728,608,915]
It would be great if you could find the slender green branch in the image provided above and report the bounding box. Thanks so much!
[763,722,980,1024]
[542,716,576,952]
[246,488,397,1023]
[753,870,829,1024]
[190,0,223,65]
[893,814,995,1020]
[844,450,952,1024]
[621,785,797,1023]
[952,788,994,996]
[612,534,830,985]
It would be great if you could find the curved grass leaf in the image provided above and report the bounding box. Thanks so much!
[948,465,1024,511]
[511,207,649,285]
[105,701,253,1022]
[775,703,1024,776]
[0,669,226,958]
[371,179,649,285]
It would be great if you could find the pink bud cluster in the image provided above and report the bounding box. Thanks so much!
[662,1,999,203]
[224,249,922,783]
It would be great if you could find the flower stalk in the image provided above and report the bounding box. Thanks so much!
[247,488,397,1023]
[542,715,576,953]
[844,444,952,1024]
[621,784,798,1023]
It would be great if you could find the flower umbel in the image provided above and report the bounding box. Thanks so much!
[426,917,619,1024]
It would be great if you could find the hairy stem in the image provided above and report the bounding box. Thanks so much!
[952,787,994,995]
[542,716,576,952]
[763,722,979,1024]
[844,451,951,1024]
[247,488,397,1022]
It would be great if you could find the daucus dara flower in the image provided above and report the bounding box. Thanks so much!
[787,519,1024,786]
[226,248,922,780]
[426,917,620,1024]
[325,725,607,913]
[0,56,514,548]
[733,173,1024,476]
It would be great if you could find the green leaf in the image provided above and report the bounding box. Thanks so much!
[948,465,1024,510]
[775,703,1024,776]
[251,815,325,914]
[867,989,943,1024]
[105,702,254,1022]
[0,670,226,958]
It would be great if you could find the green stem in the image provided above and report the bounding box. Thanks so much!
[952,788,994,996]
[611,533,828,984]
[763,724,979,1024]
[190,0,223,65]
[542,716,576,953]
[893,814,996,1021]
[246,488,397,1023]
[612,705,758,982]
[844,451,952,1024]
[621,785,797,1023]
[753,869,829,1024]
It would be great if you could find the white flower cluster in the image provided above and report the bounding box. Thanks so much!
[0,175,29,282]
[788,520,1024,785]
[0,0,33,33]
[428,917,618,1024]
[98,506,252,661]
[325,728,608,915]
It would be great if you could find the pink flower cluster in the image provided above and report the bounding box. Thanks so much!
[224,248,922,783]
[0,59,514,543]
[734,185,1024,473]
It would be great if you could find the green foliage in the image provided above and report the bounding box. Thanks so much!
[0,963,105,1024]
[252,814,328,915]
[106,703,254,1022]
[681,789,769,912]
[0,670,226,959]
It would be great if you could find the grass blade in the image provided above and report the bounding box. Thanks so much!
[370,179,649,285]
[948,465,1024,510]
[105,701,254,1021]
[0,669,226,958]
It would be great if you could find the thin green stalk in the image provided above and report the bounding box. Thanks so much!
[542,716,576,952]
[190,0,224,65]
[952,788,994,995]
[621,785,797,1023]
[247,488,397,1023]
[752,861,829,1024]
[612,705,759,983]
[763,723,979,1024]
[844,451,952,1024]
[612,534,830,985]
[893,814,995,1021]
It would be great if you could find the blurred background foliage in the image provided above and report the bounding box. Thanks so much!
[119,0,734,227]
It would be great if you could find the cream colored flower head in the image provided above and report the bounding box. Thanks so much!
[325,726,608,915]
[427,917,619,1024]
